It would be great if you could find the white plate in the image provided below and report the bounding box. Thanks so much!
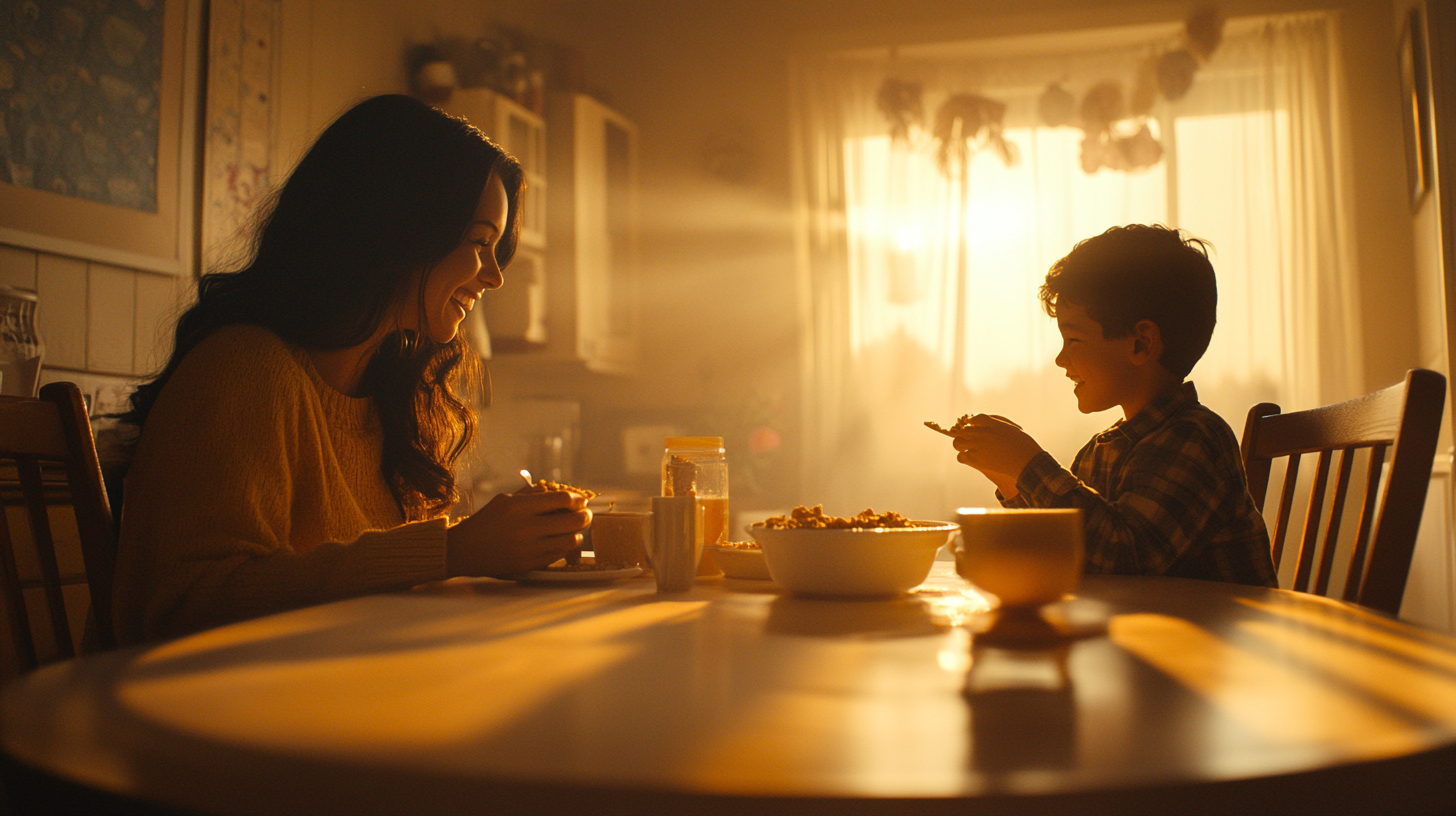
[515,566,643,584]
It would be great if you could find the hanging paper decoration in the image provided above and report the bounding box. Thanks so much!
[876,77,925,143]
[1157,49,1200,101]
[1153,6,1226,106]
[1077,78,1169,174]
[932,93,1018,177]
[1128,56,1159,117]
[1080,122,1164,174]
[1037,82,1076,127]
[1185,5,1226,61]
[873,6,1224,177]
[1079,81,1126,134]
[1079,134,1106,174]
[1117,122,1164,169]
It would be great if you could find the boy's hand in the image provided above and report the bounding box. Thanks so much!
[950,414,1044,497]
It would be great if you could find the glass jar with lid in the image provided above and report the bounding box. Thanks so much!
[662,437,729,567]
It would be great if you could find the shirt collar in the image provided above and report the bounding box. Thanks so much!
[1095,381,1199,444]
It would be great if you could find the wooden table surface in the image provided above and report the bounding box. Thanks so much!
[4,565,1456,816]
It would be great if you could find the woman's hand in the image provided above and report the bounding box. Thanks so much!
[445,488,592,578]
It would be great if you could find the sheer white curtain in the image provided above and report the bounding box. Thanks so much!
[790,14,1360,521]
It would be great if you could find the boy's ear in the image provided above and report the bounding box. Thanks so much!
[1129,319,1164,366]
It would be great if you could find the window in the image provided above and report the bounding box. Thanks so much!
[794,14,1358,519]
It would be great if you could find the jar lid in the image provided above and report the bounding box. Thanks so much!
[664,436,723,448]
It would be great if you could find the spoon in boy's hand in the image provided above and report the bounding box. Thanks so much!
[924,415,1023,437]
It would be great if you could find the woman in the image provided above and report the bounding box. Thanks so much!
[112,95,589,644]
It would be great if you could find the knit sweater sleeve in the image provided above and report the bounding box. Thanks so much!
[113,327,448,645]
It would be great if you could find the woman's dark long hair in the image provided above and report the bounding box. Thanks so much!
[121,94,525,518]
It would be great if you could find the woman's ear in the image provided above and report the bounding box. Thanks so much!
[1129,319,1164,366]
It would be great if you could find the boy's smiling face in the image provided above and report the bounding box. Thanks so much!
[1054,302,1142,415]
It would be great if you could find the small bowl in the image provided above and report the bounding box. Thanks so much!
[954,508,1083,607]
[748,522,959,598]
[706,544,772,580]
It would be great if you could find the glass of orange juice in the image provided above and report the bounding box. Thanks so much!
[662,437,729,575]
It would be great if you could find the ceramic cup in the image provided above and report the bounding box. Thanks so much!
[954,508,1084,608]
[648,496,702,592]
[592,511,652,571]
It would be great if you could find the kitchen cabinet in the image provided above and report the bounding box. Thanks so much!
[442,88,546,250]
[545,93,640,374]
[442,89,547,352]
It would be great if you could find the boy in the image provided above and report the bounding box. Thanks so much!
[950,224,1277,587]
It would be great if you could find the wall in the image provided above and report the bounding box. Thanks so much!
[0,0,200,412]
[0,245,185,413]
[1396,0,1456,630]
[270,0,578,169]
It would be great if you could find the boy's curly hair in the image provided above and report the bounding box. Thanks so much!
[1039,224,1216,379]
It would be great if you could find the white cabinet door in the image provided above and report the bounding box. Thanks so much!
[442,88,546,251]
[547,93,639,374]
[443,89,548,353]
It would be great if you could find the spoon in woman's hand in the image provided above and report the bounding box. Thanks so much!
[519,468,579,564]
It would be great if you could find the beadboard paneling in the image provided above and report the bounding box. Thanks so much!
[35,254,89,370]
[0,245,37,291]
[135,273,181,375]
[87,264,137,375]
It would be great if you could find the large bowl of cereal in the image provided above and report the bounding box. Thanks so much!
[748,506,958,598]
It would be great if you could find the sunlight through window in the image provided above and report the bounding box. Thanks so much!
[844,115,1293,400]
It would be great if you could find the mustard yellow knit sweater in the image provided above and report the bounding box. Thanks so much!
[113,324,449,645]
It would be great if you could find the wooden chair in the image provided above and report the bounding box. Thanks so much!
[0,382,118,673]
[1241,369,1446,616]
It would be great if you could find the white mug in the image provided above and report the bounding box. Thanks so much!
[954,508,1083,607]
[648,496,701,592]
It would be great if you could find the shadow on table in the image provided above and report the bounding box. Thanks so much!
[1,751,202,816]
[763,595,944,638]
[717,576,781,594]
[962,608,1102,774]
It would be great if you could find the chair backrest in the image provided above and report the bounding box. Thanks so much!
[0,382,118,673]
[1240,369,1446,616]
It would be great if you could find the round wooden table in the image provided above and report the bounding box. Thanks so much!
[4,566,1456,815]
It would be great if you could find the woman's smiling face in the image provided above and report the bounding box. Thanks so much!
[413,172,510,344]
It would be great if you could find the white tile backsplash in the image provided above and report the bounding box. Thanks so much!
[134,272,179,375]
[10,241,188,380]
[87,264,137,374]
[35,254,88,370]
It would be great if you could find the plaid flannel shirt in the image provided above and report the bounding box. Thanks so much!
[1000,382,1277,587]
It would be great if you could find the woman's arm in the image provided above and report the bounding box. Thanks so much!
[112,331,447,644]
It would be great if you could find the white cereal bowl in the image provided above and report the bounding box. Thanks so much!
[748,522,960,598]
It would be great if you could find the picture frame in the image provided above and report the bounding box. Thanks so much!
[0,0,203,276]
[1399,5,1433,209]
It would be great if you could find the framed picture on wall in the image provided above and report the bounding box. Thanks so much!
[1399,5,1433,209]
[0,0,202,276]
